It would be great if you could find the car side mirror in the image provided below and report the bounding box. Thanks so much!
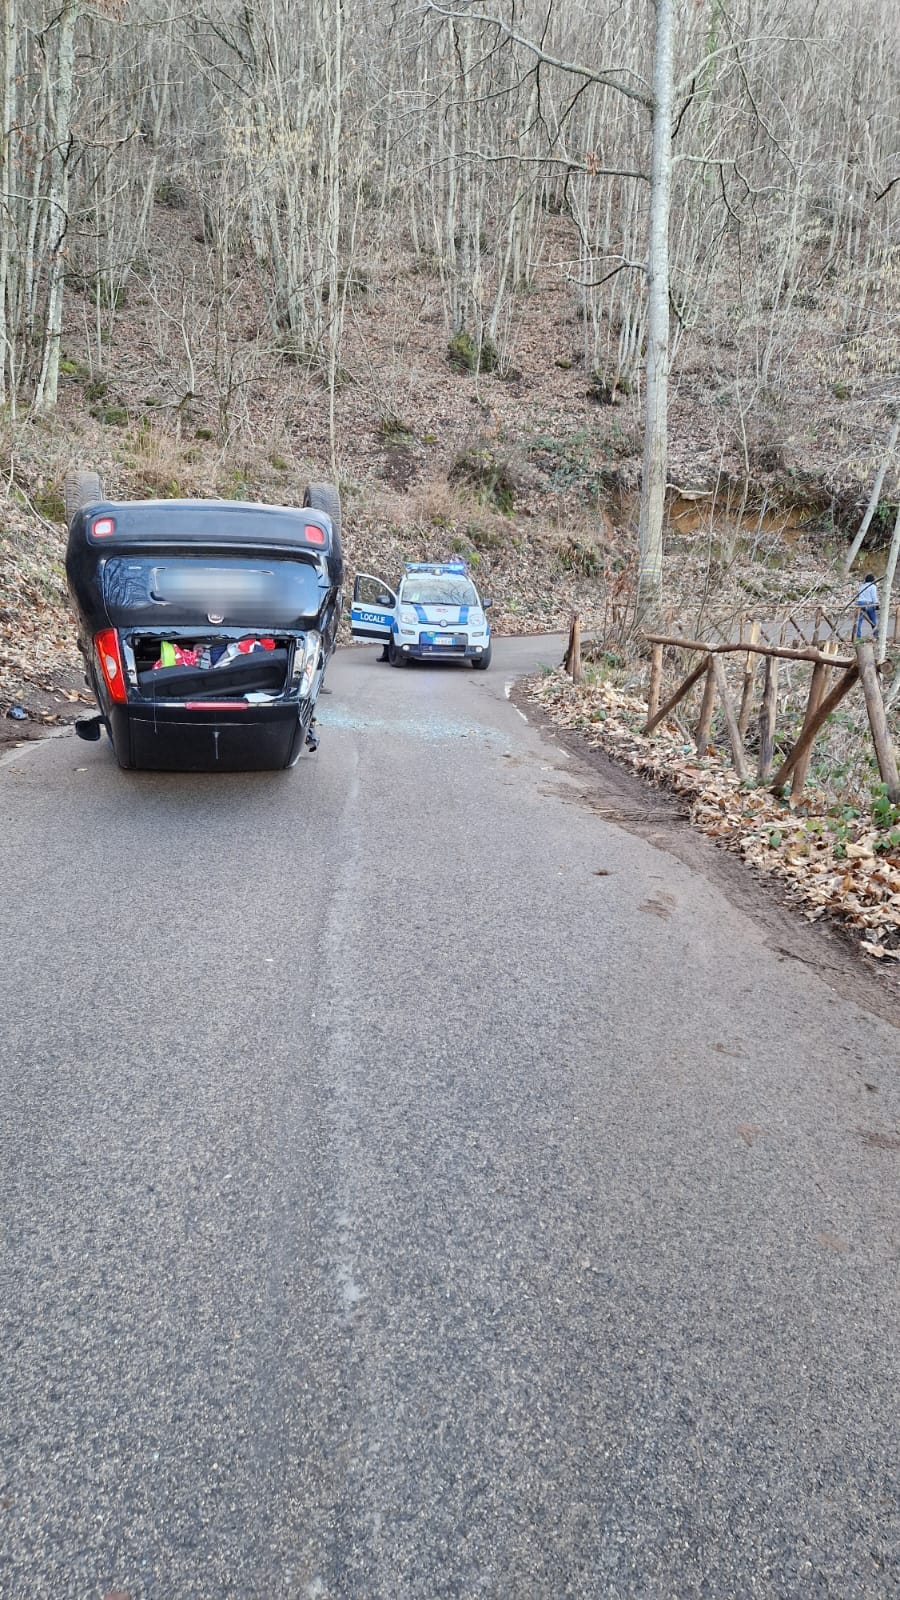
[482,598,493,608]
[377,593,393,606]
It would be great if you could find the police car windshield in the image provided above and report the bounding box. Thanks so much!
[402,577,479,606]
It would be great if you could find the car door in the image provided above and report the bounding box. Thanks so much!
[351,574,397,642]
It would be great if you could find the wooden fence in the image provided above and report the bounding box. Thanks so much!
[603,604,900,651]
[562,615,900,805]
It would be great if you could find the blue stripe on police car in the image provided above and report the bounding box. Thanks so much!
[351,607,391,625]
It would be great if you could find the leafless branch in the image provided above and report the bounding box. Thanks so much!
[421,2,653,108]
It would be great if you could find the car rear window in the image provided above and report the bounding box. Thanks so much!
[102,555,327,628]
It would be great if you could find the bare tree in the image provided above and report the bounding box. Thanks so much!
[843,418,899,576]
[33,0,81,414]
[636,0,673,621]
[877,501,900,664]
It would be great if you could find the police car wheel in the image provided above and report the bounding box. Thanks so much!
[388,639,407,668]
[472,645,492,670]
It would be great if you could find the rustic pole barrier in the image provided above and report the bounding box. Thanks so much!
[643,634,852,668]
[711,655,749,781]
[647,642,664,720]
[856,639,900,804]
[790,651,832,799]
[564,612,583,683]
[695,661,717,754]
[771,665,860,791]
[757,656,779,781]
[643,656,709,736]
[737,619,761,741]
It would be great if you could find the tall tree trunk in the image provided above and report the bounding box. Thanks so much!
[843,419,899,577]
[0,0,16,404]
[326,0,343,473]
[636,0,673,626]
[876,502,900,665]
[34,0,80,415]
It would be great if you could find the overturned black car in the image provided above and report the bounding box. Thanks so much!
[64,471,343,771]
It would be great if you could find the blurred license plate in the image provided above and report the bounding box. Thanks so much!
[151,567,270,605]
[435,633,453,643]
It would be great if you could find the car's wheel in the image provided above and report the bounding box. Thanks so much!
[64,468,104,527]
[472,643,492,670]
[303,482,342,557]
[388,638,407,668]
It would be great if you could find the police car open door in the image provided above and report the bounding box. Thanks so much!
[351,574,397,643]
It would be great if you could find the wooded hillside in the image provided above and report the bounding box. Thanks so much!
[1,0,898,634]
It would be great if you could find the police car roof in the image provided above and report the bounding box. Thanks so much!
[403,561,468,576]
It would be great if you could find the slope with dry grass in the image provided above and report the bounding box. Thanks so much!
[1,204,896,719]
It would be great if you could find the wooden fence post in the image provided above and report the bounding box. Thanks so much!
[737,620,761,741]
[711,655,749,781]
[790,651,832,799]
[564,613,583,683]
[643,656,709,736]
[771,665,860,791]
[695,661,717,754]
[856,639,900,804]
[758,655,779,781]
[647,642,663,721]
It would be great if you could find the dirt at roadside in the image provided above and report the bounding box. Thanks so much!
[513,679,900,1031]
[0,666,93,749]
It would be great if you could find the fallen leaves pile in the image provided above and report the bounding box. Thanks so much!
[0,502,83,720]
[527,668,900,960]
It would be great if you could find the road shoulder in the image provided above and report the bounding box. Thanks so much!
[512,678,900,1031]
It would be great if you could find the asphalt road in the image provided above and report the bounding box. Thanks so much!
[1,636,897,1600]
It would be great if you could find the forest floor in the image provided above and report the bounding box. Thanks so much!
[1,198,897,965]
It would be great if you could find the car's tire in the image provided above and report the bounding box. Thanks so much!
[303,482,342,554]
[388,638,407,668]
[64,468,104,527]
[472,643,492,670]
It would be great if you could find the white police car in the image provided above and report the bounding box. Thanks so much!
[350,561,492,668]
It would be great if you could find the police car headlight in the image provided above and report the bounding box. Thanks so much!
[298,630,322,698]
[399,605,417,625]
[469,607,484,625]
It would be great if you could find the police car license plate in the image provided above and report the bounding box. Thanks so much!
[435,633,453,643]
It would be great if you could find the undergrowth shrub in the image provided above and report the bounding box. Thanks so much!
[448,330,499,374]
[449,443,516,512]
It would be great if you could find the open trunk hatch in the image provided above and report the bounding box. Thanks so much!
[134,644,291,700]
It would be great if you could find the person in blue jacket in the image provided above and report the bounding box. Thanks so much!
[855,574,879,638]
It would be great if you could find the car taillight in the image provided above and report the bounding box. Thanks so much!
[92,516,115,538]
[94,628,127,703]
